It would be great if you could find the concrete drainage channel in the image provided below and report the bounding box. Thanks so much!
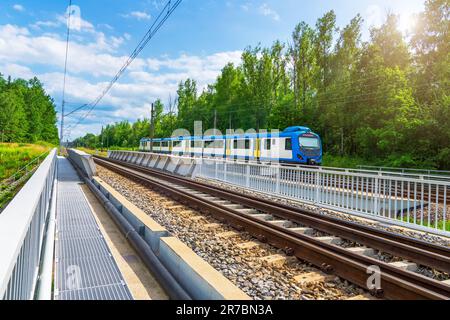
[67,149,249,300]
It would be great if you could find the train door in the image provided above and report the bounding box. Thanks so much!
[225,139,231,158]
[184,139,189,155]
[254,138,261,160]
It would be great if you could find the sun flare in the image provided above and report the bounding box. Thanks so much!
[398,12,418,34]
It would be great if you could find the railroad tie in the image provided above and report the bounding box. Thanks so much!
[269,220,293,228]
[235,241,260,250]
[388,261,418,272]
[216,230,239,239]
[251,214,272,221]
[289,227,314,235]
[346,294,379,300]
[167,205,185,210]
[315,236,343,245]
[203,223,221,230]
[294,272,335,285]
[259,254,296,268]
[235,208,259,215]
[346,246,376,257]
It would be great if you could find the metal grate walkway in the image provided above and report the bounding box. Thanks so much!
[54,157,132,300]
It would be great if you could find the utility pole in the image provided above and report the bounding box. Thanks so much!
[59,0,72,153]
[229,113,232,131]
[213,109,217,134]
[150,102,155,152]
[101,127,104,151]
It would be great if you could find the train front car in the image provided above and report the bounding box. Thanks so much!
[284,126,322,165]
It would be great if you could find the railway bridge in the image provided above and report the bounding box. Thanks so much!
[1,149,449,300]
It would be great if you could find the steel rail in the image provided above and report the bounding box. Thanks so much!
[94,156,450,300]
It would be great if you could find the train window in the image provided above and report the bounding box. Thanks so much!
[204,140,214,148]
[299,136,320,148]
[264,139,271,150]
[152,141,160,147]
[285,138,292,150]
[233,139,249,149]
[205,140,224,148]
[215,140,224,148]
[191,140,195,148]
[161,141,169,147]
[173,141,182,148]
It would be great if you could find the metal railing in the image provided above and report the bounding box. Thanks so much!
[0,149,57,300]
[196,158,450,236]
[0,151,49,197]
[357,165,450,178]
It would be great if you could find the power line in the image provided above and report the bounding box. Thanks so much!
[65,0,182,136]
[59,0,72,149]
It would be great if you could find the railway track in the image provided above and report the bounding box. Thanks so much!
[93,155,450,300]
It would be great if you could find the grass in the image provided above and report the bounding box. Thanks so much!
[400,216,450,232]
[0,142,53,181]
[322,153,440,171]
[76,147,108,157]
[0,142,54,210]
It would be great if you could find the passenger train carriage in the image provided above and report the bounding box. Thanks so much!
[139,126,322,165]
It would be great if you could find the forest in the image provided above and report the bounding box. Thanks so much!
[73,0,449,169]
[0,74,59,145]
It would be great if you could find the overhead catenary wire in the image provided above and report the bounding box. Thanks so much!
[64,0,182,135]
[59,0,72,148]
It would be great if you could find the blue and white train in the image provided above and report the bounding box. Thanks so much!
[139,126,322,165]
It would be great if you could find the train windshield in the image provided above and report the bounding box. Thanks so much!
[299,136,320,148]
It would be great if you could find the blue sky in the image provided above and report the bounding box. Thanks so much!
[0,0,426,139]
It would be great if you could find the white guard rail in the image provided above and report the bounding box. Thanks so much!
[108,151,449,236]
[0,149,57,299]
[198,158,450,236]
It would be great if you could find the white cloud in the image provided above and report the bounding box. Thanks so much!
[98,23,114,30]
[259,3,279,21]
[0,23,243,139]
[0,63,34,79]
[12,4,24,12]
[0,24,129,76]
[31,20,60,29]
[30,10,96,34]
[122,11,152,21]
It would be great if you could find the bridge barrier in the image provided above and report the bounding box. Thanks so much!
[108,150,197,177]
[108,150,449,236]
[67,149,96,178]
[0,149,57,300]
